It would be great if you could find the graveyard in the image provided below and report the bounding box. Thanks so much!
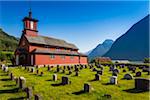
[0,64,149,100]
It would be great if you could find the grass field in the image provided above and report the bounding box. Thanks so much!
[0,65,149,100]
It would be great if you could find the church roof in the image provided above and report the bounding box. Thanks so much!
[25,35,78,50]
[31,48,87,57]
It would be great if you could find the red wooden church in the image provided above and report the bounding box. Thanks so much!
[15,11,87,66]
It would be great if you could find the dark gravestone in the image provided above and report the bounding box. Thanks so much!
[27,68,30,72]
[62,70,65,73]
[47,66,51,71]
[15,77,19,85]
[26,87,33,99]
[97,70,103,75]
[112,72,118,77]
[92,68,97,72]
[136,71,142,77]
[123,69,126,72]
[69,70,72,75]
[31,68,35,73]
[85,65,87,69]
[124,74,133,80]
[40,72,44,76]
[95,74,100,81]
[44,65,46,67]
[113,69,120,74]
[25,66,27,70]
[36,70,39,75]
[56,67,60,72]
[71,66,73,69]
[19,77,26,89]
[34,94,42,100]
[63,66,66,70]
[84,83,91,93]
[132,69,136,73]
[135,78,150,91]
[10,73,13,80]
[75,71,79,76]
[62,76,70,85]
[109,66,114,71]
[75,67,79,72]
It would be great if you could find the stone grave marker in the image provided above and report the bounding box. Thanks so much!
[136,71,142,77]
[123,69,126,72]
[110,76,117,85]
[75,71,79,76]
[19,76,26,89]
[124,73,133,80]
[95,74,100,81]
[84,83,91,93]
[62,76,70,85]
[34,94,42,100]
[135,78,150,91]
[53,74,57,81]
[40,72,44,76]
[26,87,33,99]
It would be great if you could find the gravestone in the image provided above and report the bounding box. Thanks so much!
[69,71,72,75]
[53,74,57,81]
[31,67,35,73]
[34,94,42,100]
[135,78,150,91]
[110,76,117,84]
[97,70,103,75]
[112,72,118,77]
[14,77,19,85]
[63,66,66,70]
[136,71,142,77]
[123,69,126,72]
[92,68,97,72]
[4,66,8,72]
[10,73,13,80]
[132,69,136,73]
[75,71,79,76]
[109,66,114,71]
[36,70,39,75]
[56,67,60,72]
[47,66,51,71]
[84,83,91,93]
[113,69,120,73]
[27,67,30,72]
[62,76,70,85]
[124,74,133,80]
[40,72,44,76]
[95,74,100,81]
[62,70,65,73]
[19,77,26,89]
[75,67,79,72]
[26,87,33,99]
[24,66,27,70]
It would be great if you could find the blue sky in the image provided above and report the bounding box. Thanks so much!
[0,1,149,52]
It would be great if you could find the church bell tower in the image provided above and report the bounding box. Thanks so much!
[22,10,39,36]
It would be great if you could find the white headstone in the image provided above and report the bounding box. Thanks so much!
[110,76,117,84]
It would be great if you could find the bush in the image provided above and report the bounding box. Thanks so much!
[143,58,150,63]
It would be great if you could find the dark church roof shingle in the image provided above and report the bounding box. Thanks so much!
[25,35,78,50]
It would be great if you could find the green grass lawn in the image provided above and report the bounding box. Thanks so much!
[0,65,149,100]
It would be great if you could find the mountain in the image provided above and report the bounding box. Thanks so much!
[88,39,114,60]
[85,49,93,55]
[104,15,149,61]
[0,28,19,51]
